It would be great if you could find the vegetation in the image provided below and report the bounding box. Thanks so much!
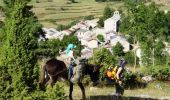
[89,48,116,79]
[25,0,124,28]
[0,0,65,99]
[0,0,41,98]
[83,15,95,20]
[119,1,170,79]
[37,35,82,58]
[95,0,122,2]
[98,6,113,27]
[57,20,79,31]
[0,0,170,99]
[97,34,105,42]
[112,42,124,57]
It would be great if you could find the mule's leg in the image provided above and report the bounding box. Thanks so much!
[49,76,55,87]
[78,82,86,100]
[69,82,73,100]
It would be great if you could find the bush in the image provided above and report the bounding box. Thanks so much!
[97,17,104,27]
[57,20,79,31]
[89,48,116,79]
[47,0,53,2]
[36,0,40,3]
[0,21,4,28]
[143,65,170,81]
[124,72,147,89]
[24,84,66,100]
[84,15,94,20]
[97,34,105,42]
[124,51,139,65]
[95,0,107,2]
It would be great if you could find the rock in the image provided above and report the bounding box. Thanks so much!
[141,75,155,83]
[155,84,162,90]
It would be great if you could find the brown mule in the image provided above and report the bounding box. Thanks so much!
[39,58,100,100]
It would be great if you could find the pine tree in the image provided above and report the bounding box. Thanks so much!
[0,0,41,98]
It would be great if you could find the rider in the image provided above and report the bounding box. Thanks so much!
[66,44,76,80]
[115,58,127,96]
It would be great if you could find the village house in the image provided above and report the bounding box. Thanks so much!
[61,29,75,36]
[84,19,98,29]
[93,28,107,39]
[42,28,63,40]
[87,39,99,48]
[79,35,98,49]
[110,35,130,52]
[104,11,120,33]
[76,29,89,39]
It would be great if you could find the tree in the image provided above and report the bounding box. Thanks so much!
[166,11,170,42]
[62,35,82,57]
[103,6,113,20]
[112,42,124,57]
[97,34,105,42]
[0,0,41,98]
[120,2,168,68]
[36,39,62,58]
[0,21,4,28]
[97,17,104,27]
[90,48,116,79]
[98,6,113,27]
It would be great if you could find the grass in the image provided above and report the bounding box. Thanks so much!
[61,81,170,99]
[30,0,124,28]
[1,0,170,28]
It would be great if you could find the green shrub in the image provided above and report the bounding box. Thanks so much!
[47,0,53,2]
[97,34,105,42]
[89,48,116,79]
[124,72,146,89]
[24,84,66,100]
[124,51,139,65]
[36,0,40,3]
[143,65,170,81]
[57,20,79,31]
[84,15,94,20]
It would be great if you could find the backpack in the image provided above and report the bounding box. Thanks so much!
[106,66,119,80]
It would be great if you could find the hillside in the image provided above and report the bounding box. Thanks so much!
[0,0,170,28]
[29,0,124,28]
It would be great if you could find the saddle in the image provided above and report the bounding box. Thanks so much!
[70,58,88,83]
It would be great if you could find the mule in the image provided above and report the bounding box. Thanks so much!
[39,58,100,100]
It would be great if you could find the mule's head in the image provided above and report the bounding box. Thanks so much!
[88,64,100,86]
[75,57,100,86]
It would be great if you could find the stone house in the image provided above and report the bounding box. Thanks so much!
[110,35,130,52]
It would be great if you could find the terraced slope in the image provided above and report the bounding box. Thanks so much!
[30,0,124,28]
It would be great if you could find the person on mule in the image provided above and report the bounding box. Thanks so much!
[115,58,127,96]
[66,44,76,80]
